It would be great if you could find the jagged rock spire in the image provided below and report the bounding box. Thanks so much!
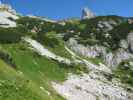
[81,7,95,19]
[0,1,17,15]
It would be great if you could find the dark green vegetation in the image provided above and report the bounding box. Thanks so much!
[0,27,23,43]
[0,16,132,51]
[108,22,133,49]
[0,50,16,69]
[63,16,133,50]
[114,60,133,87]
[16,16,133,50]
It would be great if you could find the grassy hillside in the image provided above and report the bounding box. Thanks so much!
[0,59,51,100]
[0,15,133,99]
[0,38,87,100]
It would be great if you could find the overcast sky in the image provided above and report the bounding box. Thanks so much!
[5,0,133,20]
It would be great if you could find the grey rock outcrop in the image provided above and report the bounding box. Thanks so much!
[104,49,133,68]
[67,38,106,58]
[119,40,128,49]
[81,7,95,19]
[0,3,18,28]
[0,3,16,15]
[127,32,133,52]
[67,37,133,68]
[53,71,133,100]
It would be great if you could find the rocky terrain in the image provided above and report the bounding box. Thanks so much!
[0,2,133,100]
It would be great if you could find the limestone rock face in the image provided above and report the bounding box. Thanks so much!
[67,38,106,58]
[0,3,18,28]
[67,38,133,68]
[119,40,128,49]
[67,38,107,57]
[0,3,16,14]
[81,8,95,19]
[104,49,133,68]
[127,32,133,52]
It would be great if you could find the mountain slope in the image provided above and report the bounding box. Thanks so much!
[0,4,133,100]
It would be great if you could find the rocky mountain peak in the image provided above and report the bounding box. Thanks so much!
[0,2,18,28]
[81,7,95,19]
[0,2,16,14]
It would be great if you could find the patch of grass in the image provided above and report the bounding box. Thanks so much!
[46,40,72,59]
[36,31,72,59]
[0,59,50,100]
[2,42,87,81]
[87,57,104,65]
[81,56,104,65]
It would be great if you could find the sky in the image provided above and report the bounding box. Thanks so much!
[3,0,133,20]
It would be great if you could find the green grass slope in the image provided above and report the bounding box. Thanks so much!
[0,39,87,100]
[0,42,69,100]
[0,59,51,100]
